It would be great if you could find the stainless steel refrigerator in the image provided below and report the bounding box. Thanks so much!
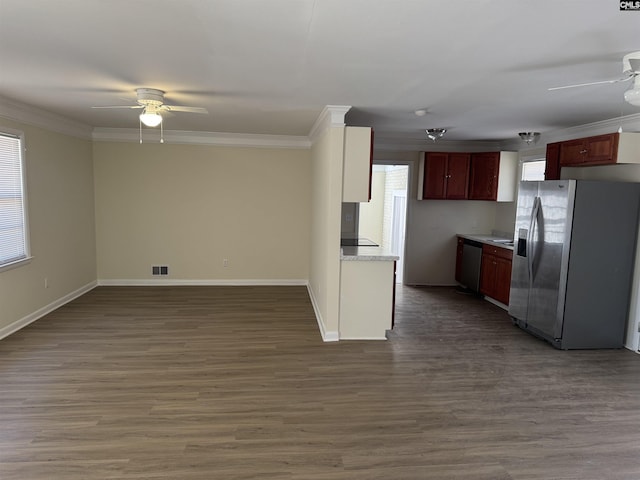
[509,180,640,349]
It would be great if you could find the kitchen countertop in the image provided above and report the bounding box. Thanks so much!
[457,233,515,251]
[340,246,399,261]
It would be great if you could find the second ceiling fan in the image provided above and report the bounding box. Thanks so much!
[549,51,640,107]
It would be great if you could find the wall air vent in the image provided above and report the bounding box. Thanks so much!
[152,265,169,276]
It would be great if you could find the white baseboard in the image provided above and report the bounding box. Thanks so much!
[97,278,309,286]
[339,335,387,341]
[306,284,339,342]
[0,280,97,341]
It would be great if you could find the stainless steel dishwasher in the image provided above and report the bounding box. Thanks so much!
[460,239,482,292]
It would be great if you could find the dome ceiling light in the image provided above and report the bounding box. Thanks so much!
[519,132,541,145]
[426,128,447,142]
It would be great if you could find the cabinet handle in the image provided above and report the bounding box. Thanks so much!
[579,149,587,154]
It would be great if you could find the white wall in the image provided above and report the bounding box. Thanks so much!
[373,150,506,285]
[358,168,385,245]
[93,142,311,282]
[406,200,498,285]
[0,119,96,336]
[381,165,409,250]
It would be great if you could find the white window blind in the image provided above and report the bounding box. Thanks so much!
[0,131,29,268]
[521,160,546,181]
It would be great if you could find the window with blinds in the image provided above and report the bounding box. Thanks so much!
[0,130,30,270]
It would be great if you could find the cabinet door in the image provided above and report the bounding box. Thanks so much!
[423,153,448,199]
[559,139,587,166]
[545,142,561,180]
[455,237,464,282]
[479,252,497,297]
[494,256,513,305]
[585,133,618,165]
[368,130,374,200]
[343,126,374,202]
[469,152,499,200]
[480,245,513,304]
[446,153,470,199]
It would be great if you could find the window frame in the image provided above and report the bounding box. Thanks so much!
[0,127,32,272]
[520,157,546,182]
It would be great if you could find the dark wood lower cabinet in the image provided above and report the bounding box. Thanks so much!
[391,260,397,329]
[455,237,464,283]
[479,244,513,305]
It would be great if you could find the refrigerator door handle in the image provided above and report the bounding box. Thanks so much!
[527,196,541,285]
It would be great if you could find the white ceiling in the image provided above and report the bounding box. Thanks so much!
[0,0,639,146]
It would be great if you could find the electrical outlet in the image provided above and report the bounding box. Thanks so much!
[223,259,229,267]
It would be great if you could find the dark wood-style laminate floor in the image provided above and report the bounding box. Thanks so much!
[1,285,640,479]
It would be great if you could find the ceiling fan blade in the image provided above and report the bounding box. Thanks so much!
[91,105,143,109]
[162,105,208,114]
[548,74,633,91]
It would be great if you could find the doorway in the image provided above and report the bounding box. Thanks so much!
[358,164,409,283]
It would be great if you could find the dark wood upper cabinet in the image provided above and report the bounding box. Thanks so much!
[545,142,561,180]
[559,133,618,167]
[469,152,500,200]
[447,153,472,199]
[423,152,470,200]
[423,152,448,199]
[421,151,517,202]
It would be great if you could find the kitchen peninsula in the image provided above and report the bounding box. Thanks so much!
[340,246,398,340]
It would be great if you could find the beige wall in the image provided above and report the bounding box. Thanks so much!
[0,119,96,335]
[93,142,310,282]
[309,127,344,339]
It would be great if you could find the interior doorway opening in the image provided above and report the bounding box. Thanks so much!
[358,164,409,283]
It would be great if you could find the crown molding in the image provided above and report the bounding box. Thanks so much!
[308,105,352,144]
[499,113,640,151]
[92,128,311,149]
[374,135,503,153]
[374,113,640,153]
[539,113,640,145]
[0,95,93,139]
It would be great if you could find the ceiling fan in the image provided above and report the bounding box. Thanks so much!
[549,51,640,107]
[92,88,208,142]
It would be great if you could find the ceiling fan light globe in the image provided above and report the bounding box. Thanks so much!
[624,87,640,107]
[140,112,163,127]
